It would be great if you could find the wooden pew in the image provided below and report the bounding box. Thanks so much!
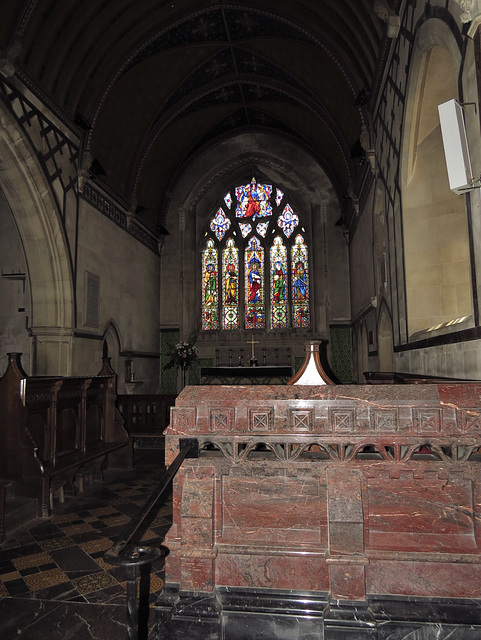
[117,393,176,454]
[0,353,130,519]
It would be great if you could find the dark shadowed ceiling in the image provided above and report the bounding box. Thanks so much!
[0,1,396,231]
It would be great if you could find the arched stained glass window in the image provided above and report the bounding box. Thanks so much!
[291,234,309,328]
[270,236,288,328]
[210,207,230,240]
[245,236,265,329]
[202,239,219,330]
[222,238,239,329]
[201,179,310,331]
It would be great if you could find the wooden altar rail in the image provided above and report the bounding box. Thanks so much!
[0,353,130,522]
[213,345,292,367]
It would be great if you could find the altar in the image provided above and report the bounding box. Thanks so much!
[200,365,293,385]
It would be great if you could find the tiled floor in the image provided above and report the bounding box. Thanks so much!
[0,449,171,639]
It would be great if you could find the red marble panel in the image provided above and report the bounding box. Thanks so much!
[366,560,481,598]
[329,563,366,600]
[182,518,213,547]
[180,556,214,591]
[216,551,329,591]
[220,474,325,546]
[180,473,214,518]
[365,474,476,552]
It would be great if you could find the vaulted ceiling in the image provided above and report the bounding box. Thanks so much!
[0,1,395,230]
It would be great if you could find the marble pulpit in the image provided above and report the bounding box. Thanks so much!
[158,383,481,638]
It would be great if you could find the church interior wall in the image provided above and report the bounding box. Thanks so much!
[351,1,481,381]
[159,132,351,383]
[73,198,161,392]
[0,190,30,375]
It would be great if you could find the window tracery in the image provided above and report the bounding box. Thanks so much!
[201,178,310,331]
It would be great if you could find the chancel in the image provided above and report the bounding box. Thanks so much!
[2,1,481,638]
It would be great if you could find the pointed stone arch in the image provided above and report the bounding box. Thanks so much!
[102,319,123,376]
[0,104,74,374]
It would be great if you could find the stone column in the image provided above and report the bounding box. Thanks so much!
[29,326,73,376]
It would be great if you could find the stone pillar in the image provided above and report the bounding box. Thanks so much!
[30,326,73,376]
[324,467,376,639]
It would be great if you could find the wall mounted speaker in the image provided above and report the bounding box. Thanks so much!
[438,99,473,194]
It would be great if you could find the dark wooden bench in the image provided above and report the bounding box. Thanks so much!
[0,353,130,519]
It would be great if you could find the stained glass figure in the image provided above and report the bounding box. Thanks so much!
[239,222,252,238]
[275,188,284,206]
[270,236,288,328]
[210,207,231,241]
[291,234,310,328]
[235,177,273,220]
[278,204,299,238]
[256,222,269,237]
[224,192,232,209]
[222,238,239,329]
[202,238,219,330]
[245,236,265,329]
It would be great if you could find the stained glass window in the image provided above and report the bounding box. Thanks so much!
[239,223,252,238]
[256,222,269,237]
[235,178,273,219]
[245,236,265,329]
[222,238,239,329]
[202,180,310,332]
[278,204,299,238]
[270,236,288,328]
[210,207,231,240]
[291,234,310,328]
[202,238,219,330]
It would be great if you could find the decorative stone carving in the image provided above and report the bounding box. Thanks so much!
[373,0,400,37]
[453,0,476,23]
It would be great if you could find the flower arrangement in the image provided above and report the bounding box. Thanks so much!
[163,336,198,370]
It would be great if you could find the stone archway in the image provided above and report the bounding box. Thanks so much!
[0,106,74,374]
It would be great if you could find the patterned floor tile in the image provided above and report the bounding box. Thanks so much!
[12,551,52,570]
[79,538,113,554]
[72,570,119,594]
[62,523,95,536]
[41,536,75,551]
[1,450,171,607]
[23,567,69,591]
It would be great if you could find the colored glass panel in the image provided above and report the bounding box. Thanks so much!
[275,188,284,206]
[202,239,219,329]
[270,236,288,328]
[278,203,299,238]
[245,236,265,329]
[222,238,239,329]
[235,177,273,219]
[291,234,310,328]
[256,222,269,237]
[224,192,232,209]
[210,207,231,240]
[239,222,252,238]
